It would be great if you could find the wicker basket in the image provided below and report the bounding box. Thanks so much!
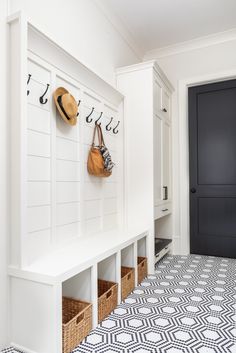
[121,266,135,301]
[62,297,92,353]
[137,257,148,284]
[98,279,118,322]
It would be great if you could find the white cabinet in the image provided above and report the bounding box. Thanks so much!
[162,120,171,201]
[153,77,172,214]
[161,87,171,119]
[153,114,162,206]
[117,61,174,270]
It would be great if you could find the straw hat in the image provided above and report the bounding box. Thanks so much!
[54,87,78,126]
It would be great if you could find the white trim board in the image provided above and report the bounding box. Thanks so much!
[144,27,236,59]
[11,343,37,353]
[178,69,236,255]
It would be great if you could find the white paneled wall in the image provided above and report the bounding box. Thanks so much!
[55,76,81,244]
[25,55,123,265]
[27,60,52,260]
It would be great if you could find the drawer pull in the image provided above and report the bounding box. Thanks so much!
[162,208,169,212]
[162,108,167,113]
[163,186,168,200]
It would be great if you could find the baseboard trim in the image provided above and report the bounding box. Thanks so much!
[11,343,37,353]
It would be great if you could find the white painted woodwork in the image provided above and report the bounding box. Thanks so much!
[117,61,174,269]
[62,268,92,302]
[98,254,117,283]
[9,230,148,353]
[162,120,172,200]
[10,277,61,353]
[9,13,125,268]
[154,202,172,219]
[121,244,134,268]
[8,13,150,353]
[137,237,147,258]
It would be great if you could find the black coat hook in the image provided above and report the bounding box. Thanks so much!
[95,112,103,125]
[113,120,120,134]
[86,107,94,123]
[106,117,113,131]
[39,83,50,104]
[77,100,81,117]
[27,74,32,96]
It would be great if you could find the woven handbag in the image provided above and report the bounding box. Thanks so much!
[87,124,114,177]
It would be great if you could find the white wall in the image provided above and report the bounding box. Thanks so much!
[147,39,236,254]
[0,1,139,349]
[0,0,9,349]
[9,0,140,86]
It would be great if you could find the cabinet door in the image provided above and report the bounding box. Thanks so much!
[162,120,171,201]
[154,77,171,120]
[154,114,163,206]
[153,79,162,115]
[161,88,171,120]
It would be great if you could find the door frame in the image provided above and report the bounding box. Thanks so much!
[178,69,236,255]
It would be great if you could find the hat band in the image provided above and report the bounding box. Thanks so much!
[57,95,71,121]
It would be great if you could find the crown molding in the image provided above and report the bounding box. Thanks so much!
[144,27,236,60]
[116,60,174,92]
[93,0,144,61]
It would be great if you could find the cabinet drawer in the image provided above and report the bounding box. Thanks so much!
[154,203,172,219]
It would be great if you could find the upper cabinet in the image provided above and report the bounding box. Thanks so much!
[154,77,171,121]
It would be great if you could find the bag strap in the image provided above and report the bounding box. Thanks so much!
[92,124,102,146]
[98,124,105,146]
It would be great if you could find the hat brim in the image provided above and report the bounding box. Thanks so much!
[54,87,77,126]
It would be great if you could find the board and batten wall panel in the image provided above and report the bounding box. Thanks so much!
[55,76,81,244]
[27,60,52,261]
[23,53,123,266]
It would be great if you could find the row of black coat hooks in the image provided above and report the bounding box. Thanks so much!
[27,74,121,134]
[84,106,120,134]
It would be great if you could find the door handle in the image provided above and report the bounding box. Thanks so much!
[190,188,196,193]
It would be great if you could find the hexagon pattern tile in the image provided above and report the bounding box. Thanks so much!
[1,255,235,353]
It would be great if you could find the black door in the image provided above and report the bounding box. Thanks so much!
[189,79,236,258]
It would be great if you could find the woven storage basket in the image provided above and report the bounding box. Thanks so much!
[137,257,148,284]
[98,279,118,322]
[62,297,92,353]
[121,266,135,301]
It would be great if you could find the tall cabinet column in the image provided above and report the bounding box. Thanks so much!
[117,61,174,271]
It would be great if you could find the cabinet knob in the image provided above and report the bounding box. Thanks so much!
[190,187,196,194]
[162,108,167,113]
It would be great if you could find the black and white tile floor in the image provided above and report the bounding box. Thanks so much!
[2,255,236,353]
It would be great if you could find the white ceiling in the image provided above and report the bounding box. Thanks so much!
[99,0,236,54]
